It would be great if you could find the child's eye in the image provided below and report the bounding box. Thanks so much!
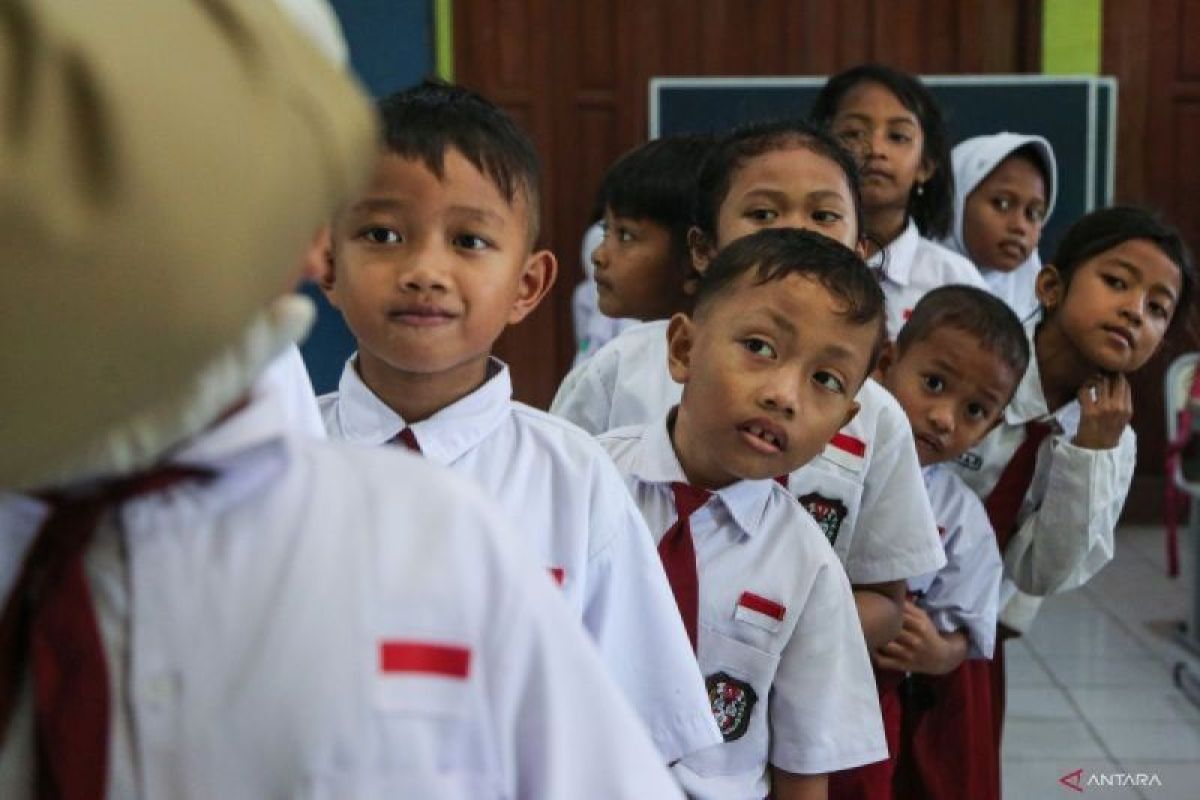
[814,371,846,394]
[746,208,779,223]
[836,127,864,143]
[965,402,988,421]
[454,233,491,251]
[616,227,636,243]
[1102,274,1127,290]
[1026,205,1046,224]
[360,227,401,245]
[888,130,912,145]
[813,209,844,225]
[741,337,777,358]
[922,374,945,393]
[991,196,1012,213]
[1149,301,1171,319]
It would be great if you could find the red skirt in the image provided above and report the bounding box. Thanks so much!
[828,667,904,800]
[893,659,998,800]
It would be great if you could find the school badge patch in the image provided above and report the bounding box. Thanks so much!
[706,671,757,742]
[956,451,983,471]
[797,492,847,545]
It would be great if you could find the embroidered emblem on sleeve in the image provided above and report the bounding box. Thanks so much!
[706,671,758,742]
[797,492,848,545]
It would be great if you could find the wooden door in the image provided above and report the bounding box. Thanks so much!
[454,0,1041,409]
[1104,0,1200,520]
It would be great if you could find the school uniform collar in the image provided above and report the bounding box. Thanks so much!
[334,355,512,465]
[630,408,781,539]
[1003,312,1079,433]
[868,218,920,286]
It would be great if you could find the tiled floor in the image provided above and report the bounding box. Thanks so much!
[1002,525,1200,798]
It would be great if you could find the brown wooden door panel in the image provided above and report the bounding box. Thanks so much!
[456,0,1039,410]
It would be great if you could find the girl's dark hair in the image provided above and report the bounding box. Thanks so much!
[898,285,1031,380]
[1050,206,1196,333]
[597,134,715,257]
[810,64,954,239]
[694,119,863,242]
[377,80,542,239]
[694,228,886,377]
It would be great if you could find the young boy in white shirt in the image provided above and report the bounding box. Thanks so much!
[831,286,1028,800]
[317,82,719,764]
[554,119,945,651]
[601,228,889,800]
[0,3,683,797]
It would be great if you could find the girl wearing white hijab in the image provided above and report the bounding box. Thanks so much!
[943,133,1058,321]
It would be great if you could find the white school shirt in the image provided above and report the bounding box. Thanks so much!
[551,320,945,584]
[908,465,1003,660]
[950,314,1136,633]
[260,343,326,438]
[870,219,990,340]
[320,356,720,762]
[599,418,887,799]
[0,378,684,800]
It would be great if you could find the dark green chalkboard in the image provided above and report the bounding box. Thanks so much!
[650,75,1116,259]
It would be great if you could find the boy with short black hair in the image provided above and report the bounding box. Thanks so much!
[600,228,888,800]
[832,285,1029,800]
[318,81,720,764]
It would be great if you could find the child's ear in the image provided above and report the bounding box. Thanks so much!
[688,226,717,276]
[312,225,338,298]
[874,341,898,380]
[666,313,696,385]
[839,400,861,430]
[1036,264,1064,312]
[508,249,558,324]
[916,154,936,187]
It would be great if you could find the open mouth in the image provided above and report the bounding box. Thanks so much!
[998,240,1027,260]
[914,432,943,454]
[737,420,787,454]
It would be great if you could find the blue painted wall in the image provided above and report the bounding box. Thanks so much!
[299,1,434,394]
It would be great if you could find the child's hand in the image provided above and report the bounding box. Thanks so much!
[1073,373,1132,450]
[871,600,962,676]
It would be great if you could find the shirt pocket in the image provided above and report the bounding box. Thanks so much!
[686,627,781,777]
[317,670,500,794]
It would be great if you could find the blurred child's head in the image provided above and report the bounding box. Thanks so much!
[321,81,556,389]
[1037,206,1195,374]
[879,286,1028,466]
[811,64,953,240]
[667,229,885,489]
[591,134,714,320]
[690,119,863,272]
[952,133,1055,274]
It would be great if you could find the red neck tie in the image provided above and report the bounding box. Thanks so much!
[984,421,1053,551]
[0,466,211,800]
[391,428,422,454]
[659,483,712,652]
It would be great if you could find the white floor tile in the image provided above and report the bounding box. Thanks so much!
[1005,647,1057,687]
[1040,655,1172,688]
[1071,687,1200,723]
[1112,760,1200,800]
[1089,718,1200,761]
[1001,718,1107,760]
[1007,686,1078,720]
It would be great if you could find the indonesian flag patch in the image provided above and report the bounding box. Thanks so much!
[798,491,848,545]
[822,432,867,472]
[706,671,758,742]
[735,591,786,631]
[379,641,471,679]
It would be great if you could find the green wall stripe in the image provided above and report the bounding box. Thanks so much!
[1043,0,1102,75]
[435,0,454,81]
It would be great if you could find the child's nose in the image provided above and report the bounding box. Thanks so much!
[928,403,954,433]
